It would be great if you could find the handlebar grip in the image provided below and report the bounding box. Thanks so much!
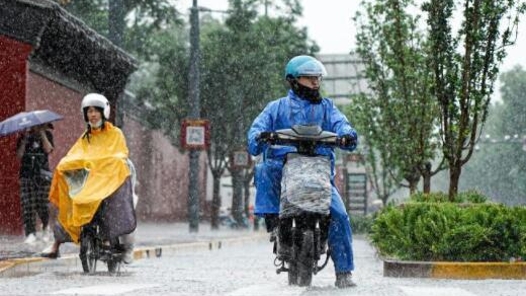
[339,135,357,147]
[257,132,277,144]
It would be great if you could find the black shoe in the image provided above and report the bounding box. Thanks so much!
[335,272,357,288]
[40,251,60,259]
[40,244,60,259]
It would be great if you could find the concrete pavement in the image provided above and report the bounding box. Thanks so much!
[1,222,525,280]
[0,221,268,277]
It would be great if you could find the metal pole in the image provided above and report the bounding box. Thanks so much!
[188,0,201,232]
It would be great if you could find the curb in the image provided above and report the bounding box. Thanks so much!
[383,259,526,279]
[132,233,267,260]
[0,232,268,278]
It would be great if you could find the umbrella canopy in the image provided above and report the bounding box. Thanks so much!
[0,110,63,136]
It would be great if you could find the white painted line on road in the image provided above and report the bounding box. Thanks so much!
[227,284,305,296]
[50,283,160,295]
[398,286,478,296]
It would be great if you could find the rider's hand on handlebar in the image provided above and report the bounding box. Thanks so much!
[339,134,357,148]
[257,131,278,144]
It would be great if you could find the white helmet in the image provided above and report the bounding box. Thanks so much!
[81,93,110,121]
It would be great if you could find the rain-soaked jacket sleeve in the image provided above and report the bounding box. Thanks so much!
[329,103,358,152]
[248,102,275,156]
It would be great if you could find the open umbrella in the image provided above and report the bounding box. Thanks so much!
[0,110,63,136]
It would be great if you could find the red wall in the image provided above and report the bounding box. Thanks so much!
[26,72,85,169]
[0,34,208,234]
[0,34,84,235]
[123,116,208,221]
[0,36,32,235]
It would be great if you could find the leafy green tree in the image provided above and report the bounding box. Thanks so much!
[200,0,317,226]
[53,1,108,32]
[149,0,317,227]
[53,0,181,57]
[423,0,526,200]
[135,25,189,144]
[461,66,526,205]
[351,0,442,203]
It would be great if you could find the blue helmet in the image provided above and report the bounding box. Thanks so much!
[285,55,327,79]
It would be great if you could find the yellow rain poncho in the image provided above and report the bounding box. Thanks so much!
[49,122,130,242]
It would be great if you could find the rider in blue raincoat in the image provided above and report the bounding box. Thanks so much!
[247,55,358,288]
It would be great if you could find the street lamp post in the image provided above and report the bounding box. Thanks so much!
[185,2,229,233]
[187,0,201,233]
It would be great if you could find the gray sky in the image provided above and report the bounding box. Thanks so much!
[176,0,526,72]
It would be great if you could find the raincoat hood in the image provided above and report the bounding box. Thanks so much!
[49,122,130,242]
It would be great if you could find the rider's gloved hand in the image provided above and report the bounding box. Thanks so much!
[339,134,357,148]
[257,131,278,144]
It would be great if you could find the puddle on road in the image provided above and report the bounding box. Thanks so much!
[53,271,134,278]
[1,271,41,278]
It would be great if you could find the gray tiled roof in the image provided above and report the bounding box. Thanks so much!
[0,0,137,99]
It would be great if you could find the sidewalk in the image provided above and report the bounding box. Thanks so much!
[0,221,267,276]
[3,222,524,281]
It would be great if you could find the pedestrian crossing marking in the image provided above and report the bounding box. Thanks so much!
[398,286,478,296]
[51,283,160,295]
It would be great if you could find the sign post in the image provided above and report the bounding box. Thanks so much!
[181,119,210,150]
[230,149,252,170]
[181,118,210,233]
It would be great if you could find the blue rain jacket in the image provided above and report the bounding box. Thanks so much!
[247,90,359,273]
[248,90,357,215]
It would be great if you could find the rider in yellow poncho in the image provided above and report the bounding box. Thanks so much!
[44,94,135,258]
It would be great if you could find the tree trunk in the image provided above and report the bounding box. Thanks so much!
[448,165,461,201]
[405,167,421,195]
[108,0,126,127]
[422,162,432,193]
[243,177,251,229]
[108,0,125,47]
[423,173,431,193]
[231,170,244,226]
[210,176,221,230]
[243,176,250,218]
[409,180,418,195]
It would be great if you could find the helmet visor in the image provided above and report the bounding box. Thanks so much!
[295,60,327,77]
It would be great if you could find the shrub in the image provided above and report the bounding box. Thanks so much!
[369,201,526,262]
[410,190,487,204]
[350,214,374,234]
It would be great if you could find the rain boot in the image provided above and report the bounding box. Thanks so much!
[335,272,357,288]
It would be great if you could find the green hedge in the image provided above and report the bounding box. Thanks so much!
[350,214,374,234]
[410,190,488,204]
[369,193,526,262]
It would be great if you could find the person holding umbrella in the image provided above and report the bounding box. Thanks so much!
[16,123,54,244]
